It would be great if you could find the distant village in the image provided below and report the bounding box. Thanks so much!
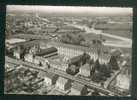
[5,11,132,96]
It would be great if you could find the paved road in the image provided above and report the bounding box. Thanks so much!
[5,56,121,96]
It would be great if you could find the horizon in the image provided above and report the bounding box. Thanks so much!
[7,5,132,17]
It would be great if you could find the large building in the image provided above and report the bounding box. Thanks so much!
[46,42,111,64]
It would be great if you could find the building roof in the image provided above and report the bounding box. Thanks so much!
[13,39,40,48]
[68,54,83,64]
[36,47,57,56]
[5,63,17,72]
[48,89,65,95]
[6,38,26,45]
[47,41,111,61]
[56,77,68,85]
[80,63,91,71]
[48,59,62,66]
[38,71,58,79]
[72,82,85,91]
[44,72,58,79]
[99,53,111,62]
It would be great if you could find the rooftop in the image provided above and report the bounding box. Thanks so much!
[47,41,111,61]
[38,71,58,79]
[36,47,57,56]
[80,63,91,71]
[47,41,110,55]
[44,72,58,79]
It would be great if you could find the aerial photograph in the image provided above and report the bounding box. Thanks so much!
[5,5,132,96]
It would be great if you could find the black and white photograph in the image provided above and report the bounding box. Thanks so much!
[5,5,132,96]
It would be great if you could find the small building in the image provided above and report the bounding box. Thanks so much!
[79,63,91,77]
[44,72,58,86]
[56,77,71,91]
[70,82,88,95]
[33,56,41,65]
[13,49,20,59]
[24,53,34,63]
[13,45,25,59]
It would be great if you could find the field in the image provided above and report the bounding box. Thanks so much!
[94,23,132,39]
[103,30,132,39]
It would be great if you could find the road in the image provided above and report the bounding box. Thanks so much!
[104,66,126,89]
[5,56,121,96]
[103,41,132,48]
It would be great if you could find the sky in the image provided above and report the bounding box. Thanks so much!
[7,5,133,16]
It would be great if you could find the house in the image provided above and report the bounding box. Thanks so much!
[44,72,58,86]
[70,82,88,95]
[79,63,91,77]
[56,77,71,91]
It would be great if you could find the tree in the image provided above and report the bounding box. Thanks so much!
[82,52,91,65]
[99,64,111,78]
[91,71,103,83]
[109,56,119,70]
[87,59,94,65]
[60,33,85,45]
[94,59,100,71]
